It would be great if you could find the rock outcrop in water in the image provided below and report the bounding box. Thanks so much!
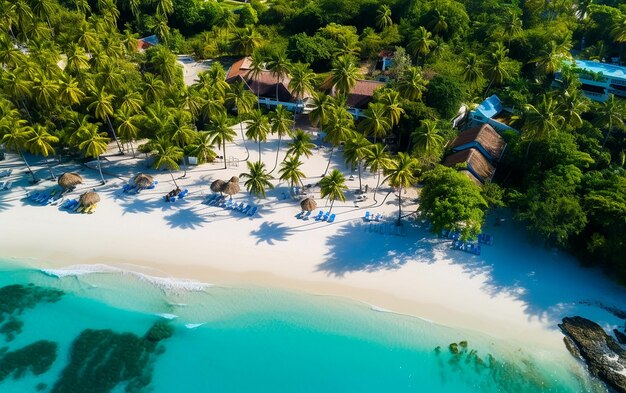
[559,316,626,393]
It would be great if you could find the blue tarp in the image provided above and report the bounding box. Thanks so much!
[475,94,502,119]
[140,35,159,46]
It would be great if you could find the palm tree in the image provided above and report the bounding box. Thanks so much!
[376,5,392,31]
[611,14,626,54]
[0,1,18,42]
[411,119,445,158]
[267,50,291,104]
[408,27,435,64]
[188,131,217,164]
[483,43,512,97]
[288,62,316,116]
[88,87,122,153]
[279,156,306,188]
[31,76,59,110]
[397,66,428,102]
[247,50,265,108]
[77,123,110,184]
[234,26,262,56]
[207,111,236,169]
[286,129,316,159]
[143,73,167,103]
[309,92,332,133]
[343,132,371,191]
[25,124,58,180]
[379,90,405,128]
[225,81,257,161]
[460,53,484,91]
[330,55,360,96]
[384,152,418,225]
[119,90,144,115]
[65,43,90,76]
[359,102,391,143]
[532,40,572,77]
[1,117,37,182]
[428,9,448,36]
[115,107,140,157]
[240,161,274,198]
[147,138,183,187]
[595,95,626,147]
[502,10,523,49]
[319,169,347,213]
[522,95,564,157]
[2,70,32,116]
[167,110,196,177]
[324,106,355,176]
[556,89,589,129]
[268,105,294,172]
[365,143,391,194]
[58,73,85,107]
[245,109,270,162]
[155,0,173,17]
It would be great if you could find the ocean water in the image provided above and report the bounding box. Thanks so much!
[0,259,605,393]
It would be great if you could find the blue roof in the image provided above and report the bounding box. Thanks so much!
[140,35,159,46]
[572,60,626,79]
[475,95,502,119]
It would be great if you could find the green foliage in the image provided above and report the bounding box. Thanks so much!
[288,33,337,71]
[419,166,488,240]
[423,75,466,119]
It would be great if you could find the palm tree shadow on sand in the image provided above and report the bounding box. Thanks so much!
[164,208,205,229]
[318,221,436,277]
[250,221,291,245]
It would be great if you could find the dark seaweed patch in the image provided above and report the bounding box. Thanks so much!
[0,284,64,342]
[51,320,174,393]
[0,340,58,382]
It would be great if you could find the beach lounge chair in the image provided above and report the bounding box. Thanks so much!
[0,181,5,190]
[295,211,304,219]
[28,192,41,201]
[247,206,258,216]
[303,211,312,220]
[328,213,336,223]
[61,199,73,209]
[374,214,382,222]
[241,204,251,214]
[68,200,79,210]
[122,184,136,193]
[147,181,158,189]
[364,211,371,221]
[314,211,324,221]
[321,211,330,221]
[178,189,189,199]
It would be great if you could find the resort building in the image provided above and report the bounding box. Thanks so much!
[443,148,496,185]
[465,95,517,133]
[558,60,626,102]
[377,50,394,71]
[225,57,313,113]
[345,80,386,119]
[448,123,506,163]
[137,35,158,52]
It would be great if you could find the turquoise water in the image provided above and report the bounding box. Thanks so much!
[0,260,605,393]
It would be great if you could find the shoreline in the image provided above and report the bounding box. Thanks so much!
[2,132,626,357]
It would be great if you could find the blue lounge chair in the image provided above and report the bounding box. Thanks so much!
[475,245,481,255]
[314,211,324,221]
[321,211,330,221]
[303,211,312,220]
[247,206,258,216]
[123,184,136,193]
[147,180,159,189]
[364,211,372,221]
[328,213,336,223]
[68,200,79,210]
[178,189,189,198]
[203,194,215,205]
[235,202,245,211]
[241,204,251,214]
[374,213,382,222]
[295,211,305,219]
[29,192,41,201]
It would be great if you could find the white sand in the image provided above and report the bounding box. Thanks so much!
[1,125,625,352]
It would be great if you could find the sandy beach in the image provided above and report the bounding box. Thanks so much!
[1,125,625,352]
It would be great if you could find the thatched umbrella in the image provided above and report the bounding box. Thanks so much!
[229,176,239,183]
[300,197,317,211]
[210,179,226,194]
[134,173,154,189]
[221,179,240,197]
[79,191,100,207]
[58,172,83,189]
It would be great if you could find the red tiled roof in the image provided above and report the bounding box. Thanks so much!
[449,123,506,161]
[443,148,495,183]
[346,80,385,109]
[226,57,296,102]
[137,40,153,51]
[378,50,394,58]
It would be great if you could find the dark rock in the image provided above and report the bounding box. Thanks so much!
[615,329,626,346]
[560,316,626,393]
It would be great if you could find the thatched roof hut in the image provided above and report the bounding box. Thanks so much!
[448,124,507,162]
[229,176,239,183]
[300,197,317,211]
[79,191,100,207]
[210,179,226,193]
[221,179,240,196]
[443,148,495,184]
[134,173,154,189]
[58,172,83,189]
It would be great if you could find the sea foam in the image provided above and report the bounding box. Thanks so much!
[40,264,212,293]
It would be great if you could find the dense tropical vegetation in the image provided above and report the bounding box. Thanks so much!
[0,0,625,281]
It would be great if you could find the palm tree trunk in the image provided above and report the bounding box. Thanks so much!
[223,139,227,169]
[602,128,612,148]
[106,115,123,153]
[9,27,17,43]
[484,77,495,99]
[97,155,106,184]
[19,149,37,183]
[357,161,363,191]
[329,198,335,213]
[269,134,282,174]
[130,141,136,158]
[169,170,178,188]
[45,157,55,180]
[323,146,334,177]
[239,119,250,161]
[258,140,261,162]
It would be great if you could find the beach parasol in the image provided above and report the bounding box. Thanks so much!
[210,179,226,193]
[300,197,317,211]
[221,179,240,196]
[134,173,154,189]
[229,176,239,183]
[79,191,100,207]
[58,172,83,189]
